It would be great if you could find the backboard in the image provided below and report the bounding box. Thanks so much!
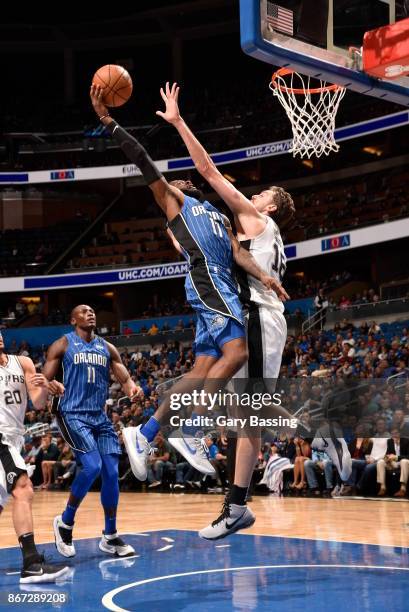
[240,0,409,106]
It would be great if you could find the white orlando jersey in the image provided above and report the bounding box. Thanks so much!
[236,216,286,313]
[0,355,27,437]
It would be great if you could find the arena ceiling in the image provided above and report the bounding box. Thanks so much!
[0,1,238,51]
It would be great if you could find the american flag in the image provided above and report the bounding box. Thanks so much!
[266,2,294,36]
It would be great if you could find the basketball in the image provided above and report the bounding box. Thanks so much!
[92,64,133,107]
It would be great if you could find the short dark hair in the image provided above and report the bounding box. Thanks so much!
[269,186,295,229]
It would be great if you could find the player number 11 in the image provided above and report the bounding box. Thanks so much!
[87,366,96,384]
[210,216,223,237]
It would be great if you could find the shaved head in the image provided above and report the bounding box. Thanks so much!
[71,304,88,319]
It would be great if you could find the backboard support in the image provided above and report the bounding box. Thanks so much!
[240,0,409,107]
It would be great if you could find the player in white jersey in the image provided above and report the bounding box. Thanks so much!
[157,82,351,539]
[0,332,68,582]
[234,213,288,381]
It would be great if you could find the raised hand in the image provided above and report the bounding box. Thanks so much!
[156,82,181,125]
[90,83,109,119]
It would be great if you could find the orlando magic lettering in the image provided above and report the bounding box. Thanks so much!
[58,332,110,417]
[44,305,136,559]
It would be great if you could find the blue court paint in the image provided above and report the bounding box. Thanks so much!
[0,530,408,611]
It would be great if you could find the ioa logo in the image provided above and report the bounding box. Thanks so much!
[211,315,225,329]
[7,471,17,485]
[50,170,75,181]
[321,234,350,252]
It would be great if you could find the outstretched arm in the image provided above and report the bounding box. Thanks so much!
[107,342,138,398]
[90,84,184,221]
[156,82,266,237]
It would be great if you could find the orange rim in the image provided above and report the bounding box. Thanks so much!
[271,68,343,95]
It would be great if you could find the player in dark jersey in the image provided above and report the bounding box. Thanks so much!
[43,305,137,559]
[158,82,352,538]
[90,84,289,487]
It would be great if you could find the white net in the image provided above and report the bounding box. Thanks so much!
[269,70,346,159]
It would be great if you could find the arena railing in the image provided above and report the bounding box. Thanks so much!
[105,329,194,348]
[326,297,409,323]
[302,297,409,333]
[387,370,409,390]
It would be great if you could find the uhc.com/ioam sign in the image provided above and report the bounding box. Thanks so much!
[321,234,351,252]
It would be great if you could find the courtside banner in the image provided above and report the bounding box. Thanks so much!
[0,218,408,293]
[0,111,408,184]
[1,262,189,293]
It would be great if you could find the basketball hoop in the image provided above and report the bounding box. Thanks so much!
[269,68,346,159]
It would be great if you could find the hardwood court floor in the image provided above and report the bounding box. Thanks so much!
[1,491,408,548]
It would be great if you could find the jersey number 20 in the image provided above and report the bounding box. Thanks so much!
[4,390,22,405]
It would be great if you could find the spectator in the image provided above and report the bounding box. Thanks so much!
[376,428,409,497]
[289,436,311,490]
[147,431,175,488]
[314,288,328,327]
[53,444,75,486]
[391,409,406,434]
[374,418,391,439]
[208,435,227,492]
[368,321,381,335]
[341,428,373,496]
[304,449,334,497]
[37,434,60,489]
[339,296,351,310]
[147,323,159,336]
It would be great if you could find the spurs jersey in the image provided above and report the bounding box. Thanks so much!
[0,355,27,437]
[236,216,286,313]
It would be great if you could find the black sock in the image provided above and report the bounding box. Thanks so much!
[19,532,40,566]
[229,485,248,506]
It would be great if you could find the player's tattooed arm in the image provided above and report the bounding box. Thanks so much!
[90,84,183,221]
[227,227,290,302]
[19,356,49,409]
[107,342,138,399]
[157,82,266,236]
[42,337,67,397]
